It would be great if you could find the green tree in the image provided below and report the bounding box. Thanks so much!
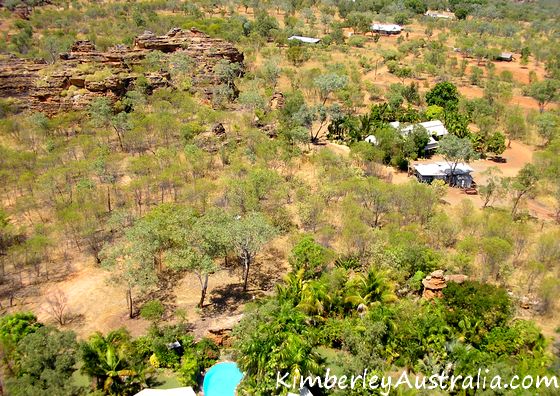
[527,79,559,113]
[443,281,512,345]
[485,132,507,157]
[437,135,478,185]
[0,312,42,377]
[425,82,460,110]
[286,44,309,66]
[289,235,330,279]
[80,329,148,395]
[505,163,540,217]
[479,167,504,208]
[234,300,321,394]
[535,111,559,145]
[344,268,396,313]
[504,106,527,145]
[443,110,471,138]
[102,204,194,317]
[5,326,83,396]
[480,237,513,282]
[231,212,276,292]
[313,73,349,105]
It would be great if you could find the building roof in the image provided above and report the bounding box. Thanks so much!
[366,120,448,149]
[425,10,455,19]
[288,36,321,44]
[391,120,449,137]
[135,388,196,396]
[497,52,513,59]
[413,162,474,177]
[371,23,402,32]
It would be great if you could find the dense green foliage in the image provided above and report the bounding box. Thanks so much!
[234,240,555,395]
[0,0,559,395]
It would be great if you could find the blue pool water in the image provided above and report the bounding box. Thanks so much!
[202,362,243,396]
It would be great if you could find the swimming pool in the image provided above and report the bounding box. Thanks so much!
[202,362,243,396]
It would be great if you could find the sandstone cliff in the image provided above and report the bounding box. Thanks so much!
[0,28,244,116]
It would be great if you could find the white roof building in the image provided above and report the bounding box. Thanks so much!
[364,120,448,151]
[425,11,455,19]
[371,23,402,34]
[392,120,449,151]
[288,35,321,44]
[413,162,473,177]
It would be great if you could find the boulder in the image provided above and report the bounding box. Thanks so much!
[269,91,285,110]
[422,270,468,300]
[212,123,226,136]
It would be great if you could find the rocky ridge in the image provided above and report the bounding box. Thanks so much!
[0,28,244,116]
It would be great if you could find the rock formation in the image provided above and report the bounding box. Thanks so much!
[422,270,468,299]
[0,1,51,19]
[0,28,244,116]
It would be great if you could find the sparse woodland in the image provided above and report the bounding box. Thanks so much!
[0,0,559,395]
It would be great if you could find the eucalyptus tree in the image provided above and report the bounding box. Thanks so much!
[230,212,276,292]
[503,164,540,218]
[437,135,478,185]
[527,79,559,113]
[167,209,233,308]
[101,204,195,318]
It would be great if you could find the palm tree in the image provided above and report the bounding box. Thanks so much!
[297,279,330,322]
[344,268,396,313]
[80,328,149,395]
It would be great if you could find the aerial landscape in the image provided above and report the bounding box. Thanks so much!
[0,0,559,394]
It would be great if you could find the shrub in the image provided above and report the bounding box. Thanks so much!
[348,36,367,48]
[177,353,200,387]
[443,281,513,345]
[140,300,165,322]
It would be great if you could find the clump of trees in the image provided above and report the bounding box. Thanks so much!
[233,238,554,394]
[0,312,219,395]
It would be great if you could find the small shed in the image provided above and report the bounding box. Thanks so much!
[412,161,474,188]
[496,52,514,62]
[371,23,402,35]
[288,36,321,44]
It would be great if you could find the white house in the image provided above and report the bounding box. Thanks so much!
[371,23,402,35]
[425,10,455,19]
[365,120,448,152]
[391,120,449,151]
[288,36,321,44]
[412,162,474,188]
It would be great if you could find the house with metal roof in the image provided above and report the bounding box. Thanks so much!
[391,120,449,152]
[496,52,514,62]
[365,120,449,152]
[425,10,455,19]
[412,162,474,188]
[371,23,402,35]
[288,36,321,44]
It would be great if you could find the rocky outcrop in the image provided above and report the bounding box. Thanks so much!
[0,1,51,19]
[269,91,285,110]
[422,270,468,299]
[0,28,244,116]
